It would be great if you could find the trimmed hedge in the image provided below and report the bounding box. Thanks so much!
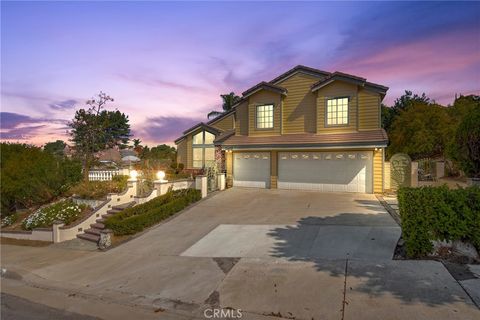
[398,186,480,257]
[105,189,201,235]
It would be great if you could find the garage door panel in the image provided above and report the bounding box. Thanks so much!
[233,152,270,188]
[278,152,373,193]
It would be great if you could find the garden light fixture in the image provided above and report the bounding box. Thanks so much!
[156,170,167,182]
[129,170,138,180]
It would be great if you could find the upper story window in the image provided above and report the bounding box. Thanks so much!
[192,130,215,168]
[327,97,349,126]
[193,131,215,145]
[256,104,274,129]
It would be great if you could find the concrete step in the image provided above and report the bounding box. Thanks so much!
[90,222,105,229]
[102,213,117,219]
[107,209,122,214]
[112,202,136,210]
[96,218,106,223]
[77,233,99,243]
[85,228,101,236]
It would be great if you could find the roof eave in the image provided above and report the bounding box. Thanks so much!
[219,141,389,149]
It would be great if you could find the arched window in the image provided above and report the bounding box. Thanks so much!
[192,130,215,168]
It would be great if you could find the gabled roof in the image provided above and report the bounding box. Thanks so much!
[213,129,235,144]
[311,71,388,96]
[269,65,331,84]
[206,107,236,126]
[241,81,288,99]
[174,122,221,144]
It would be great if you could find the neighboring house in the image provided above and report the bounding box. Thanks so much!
[175,65,388,193]
[97,148,122,164]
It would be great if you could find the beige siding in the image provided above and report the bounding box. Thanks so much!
[373,148,384,193]
[358,89,380,130]
[210,114,235,131]
[235,101,248,136]
[316,82,358,133]
[176,139,187,166]
[248,91,282,136]
[279,74,319,134]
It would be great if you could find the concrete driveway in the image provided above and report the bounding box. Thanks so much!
[2,188,479,320]
[181,188,401,260]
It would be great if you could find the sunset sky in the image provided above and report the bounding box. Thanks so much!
[1,1,479,146]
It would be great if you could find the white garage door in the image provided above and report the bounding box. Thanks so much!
[233,152,270,188]
[278,151,373,193]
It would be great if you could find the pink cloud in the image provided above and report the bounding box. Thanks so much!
[334,29,480,104]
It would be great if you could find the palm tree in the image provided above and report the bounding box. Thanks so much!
[207,92,241,119]
[132,138,142,153]
[133,139,141,148]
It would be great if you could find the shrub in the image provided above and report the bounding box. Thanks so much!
[448,107,480,178]
[1,143,82,216]
[398,186,480,257]
[68,175,129,199]
[105,189,201,235]
[22,200,87,230]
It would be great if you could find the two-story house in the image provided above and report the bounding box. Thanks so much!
[175,65,388,194]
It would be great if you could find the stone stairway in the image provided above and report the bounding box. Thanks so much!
[77,201,136,243]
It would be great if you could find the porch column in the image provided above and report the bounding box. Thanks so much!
[226,151,233,187]
[270,151,278,189]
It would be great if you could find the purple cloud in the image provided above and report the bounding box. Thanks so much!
[49,99,78,111]
[0,125,47,140]
[0,112,69,142]
[1,112,34,129]
[135,116,205,145]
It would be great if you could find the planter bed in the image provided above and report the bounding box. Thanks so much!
[1,200,92,232]
[105,189,201,236]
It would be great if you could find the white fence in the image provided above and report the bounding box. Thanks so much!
[88,169,129,181]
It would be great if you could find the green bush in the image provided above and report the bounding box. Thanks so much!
[448,106,480,178]
[68,175,129,199]
[22,200,87,230]
[398,186,480,257]
[1,143,82,216]
[105,189,201,235]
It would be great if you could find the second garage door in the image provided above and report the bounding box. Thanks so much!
[278,151,373,193]
[233,152,270,188]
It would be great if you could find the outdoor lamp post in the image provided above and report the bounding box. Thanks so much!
[156,170,167,182]
[129,170,138,181]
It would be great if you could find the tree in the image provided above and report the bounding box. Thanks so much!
[387,101,453,160]
[447,98,480,178]
[141,144,176,161]
[383,91,431,132]
[1,143,82,215]
[381,104,395,130]
[132,138,143,154]
[44,140,66,157]
[68,92,131,180]
[207,92,241,119]
[133,139,142,148]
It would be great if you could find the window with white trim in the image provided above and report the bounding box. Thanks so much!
[256,104,274,129]
[192,130,216,168]
[327,97,349,125]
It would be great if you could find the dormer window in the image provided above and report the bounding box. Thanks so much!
[326,97,349,126]
[256,104,274,129]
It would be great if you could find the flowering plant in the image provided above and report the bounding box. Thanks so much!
[22,200,87,230]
